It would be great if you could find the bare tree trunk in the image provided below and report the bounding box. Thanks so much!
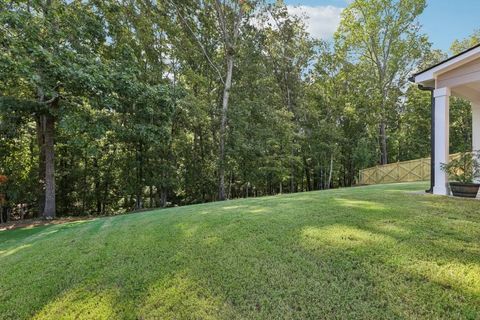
[154,187,160,208]
[101,147,116,215]
[94,158,101,214]
[82,156,87,213]
[20,204,26,220]
[174,0,242,202]
[36,117,46,217]
[160,187,167,207]
[379,93,388,165]
[135,143,144,210]
[289,175,294,192]
[303,156,311,191]
[379,121,388,165]
[318,167,322,190]
[227,171,233,199]
[43,114,56,219]
[149,185,153,208]
[218,54,234,201]
[36,81,61,219]
[327,155,334,189]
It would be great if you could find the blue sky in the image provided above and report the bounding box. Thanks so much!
[284,0,479,54]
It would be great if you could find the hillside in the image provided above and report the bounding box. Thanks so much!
[1,182,479,319]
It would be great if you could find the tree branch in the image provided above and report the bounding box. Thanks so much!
[164,0,225,85]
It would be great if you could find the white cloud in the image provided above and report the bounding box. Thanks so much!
[287,5,344,40]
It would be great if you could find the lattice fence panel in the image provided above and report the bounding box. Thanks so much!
[359,153,459,185]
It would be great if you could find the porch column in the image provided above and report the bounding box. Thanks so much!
[472,102,480,151]
[472,102,480,183]
[433,87,450,195]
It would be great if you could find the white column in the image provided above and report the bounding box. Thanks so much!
[433,87,450,195]
[472,102,480,183]
[472,102,480,151]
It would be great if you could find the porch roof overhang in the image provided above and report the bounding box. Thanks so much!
[409,44,480,195]
[410,43,480,103]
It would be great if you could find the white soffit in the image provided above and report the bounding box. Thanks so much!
[414,45,480,84]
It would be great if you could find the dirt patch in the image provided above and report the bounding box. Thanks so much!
[0,216,98,232]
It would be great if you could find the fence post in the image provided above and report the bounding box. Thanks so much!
[397,162,400,182]
[421,158,425,180]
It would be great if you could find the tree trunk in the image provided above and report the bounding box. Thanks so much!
[379,120,388,165]
[320,167,324,190]
[43,114,56,219]
[303,156,311,191]
[160,187,167,207]
[101,148,116,215]
[20,204,26,220]
[327,155,334,189]
[218,53,234,201]
[36,82,61,219]
[94,158,101,214]
[82,156,87,213]
[135,143,144,210]
[227,172,233,199]
[285,73,297,194]
[149,185,154,208]
[36,117,46,217]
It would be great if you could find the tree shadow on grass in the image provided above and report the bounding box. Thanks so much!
[0,186,479,319]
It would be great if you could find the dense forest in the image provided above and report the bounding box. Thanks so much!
[0,0,479,220]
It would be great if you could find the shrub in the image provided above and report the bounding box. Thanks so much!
[441,151,480,183]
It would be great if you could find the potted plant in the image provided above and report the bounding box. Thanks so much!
[441,151,480,198]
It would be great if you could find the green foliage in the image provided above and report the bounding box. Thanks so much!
[450,29,480,54]
[397,85,431,160]
[0,0,478,218]
[441,152,480,184]
[335,0,429,164]
[450,97,473,153]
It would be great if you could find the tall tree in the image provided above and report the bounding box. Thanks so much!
[335,0,429,164]
[0,0,107,218]
[213,0,252,200]
[169,0,253,200]
[262,3,316,192]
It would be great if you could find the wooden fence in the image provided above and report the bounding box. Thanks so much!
[359,153,460,185]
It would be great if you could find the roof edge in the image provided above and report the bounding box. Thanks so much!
[413,43,480,79]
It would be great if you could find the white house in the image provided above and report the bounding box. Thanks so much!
[411,44,480,195]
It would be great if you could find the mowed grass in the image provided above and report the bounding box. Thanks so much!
[1,182,479,319]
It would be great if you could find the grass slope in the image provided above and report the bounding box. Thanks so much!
[0,182,479,319]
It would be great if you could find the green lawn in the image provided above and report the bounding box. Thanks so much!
[1,182,479,319]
